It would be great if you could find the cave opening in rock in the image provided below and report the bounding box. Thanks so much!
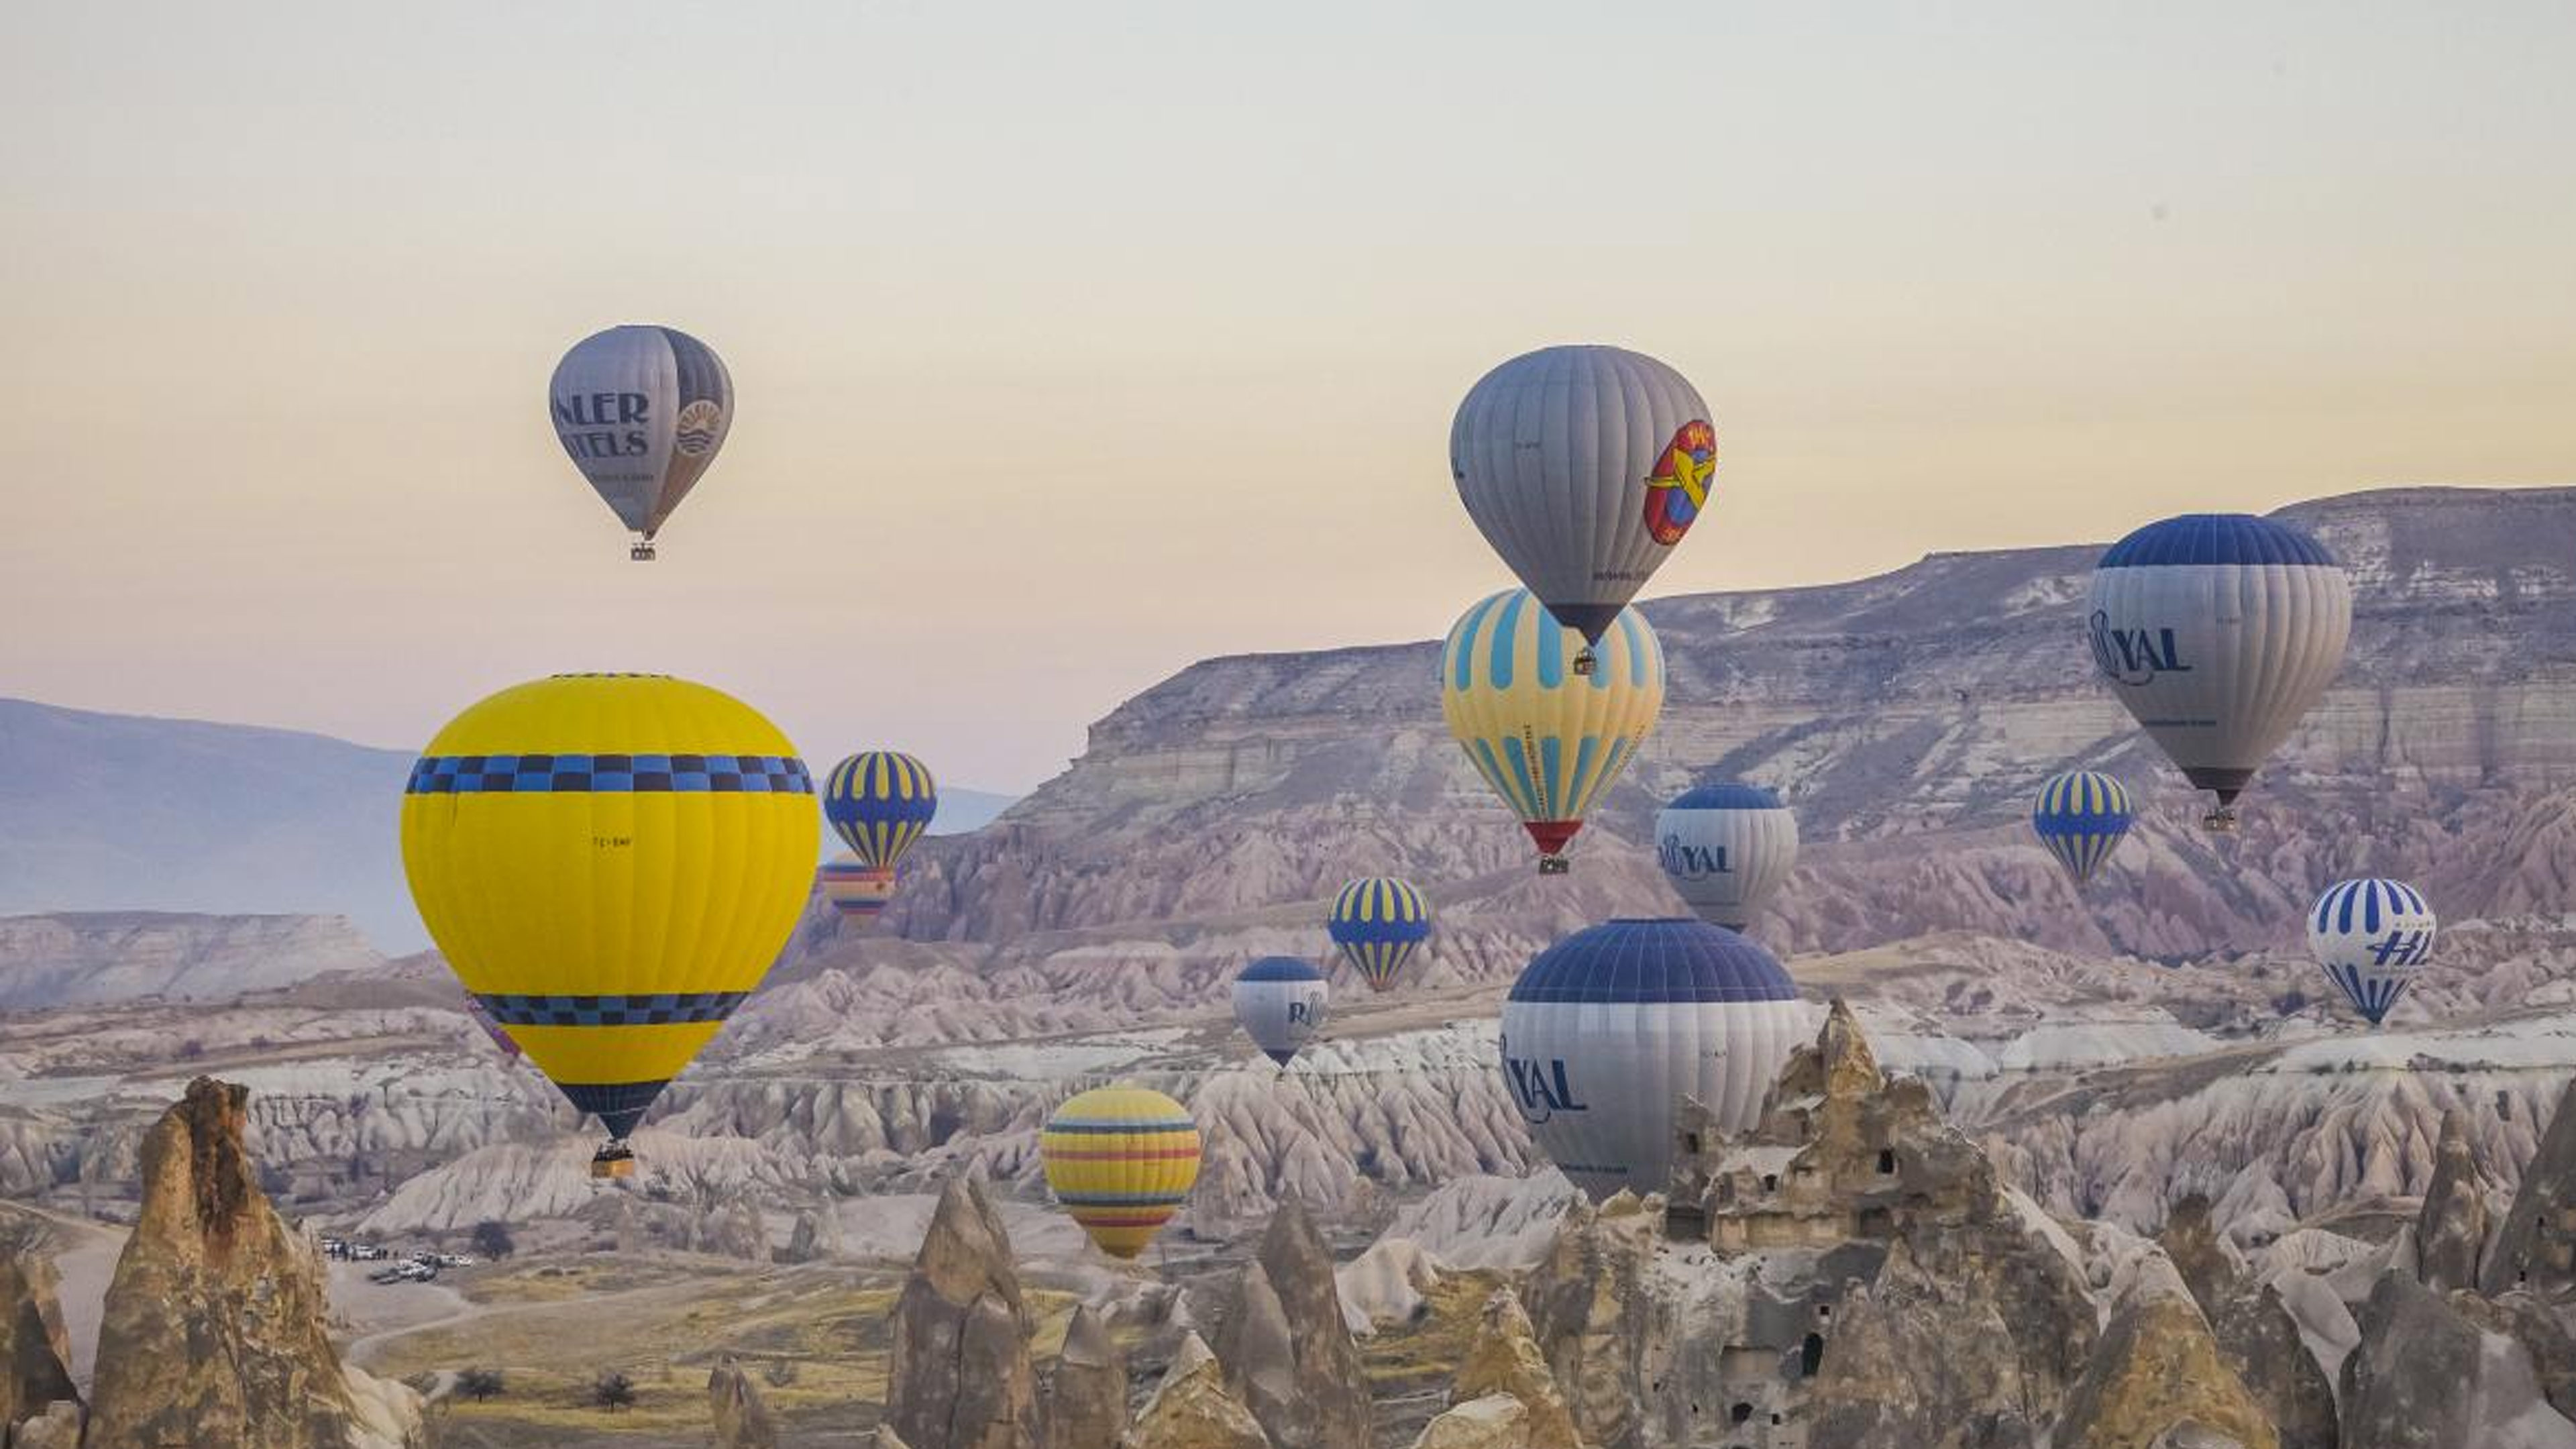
[1801,1332,1824,1376]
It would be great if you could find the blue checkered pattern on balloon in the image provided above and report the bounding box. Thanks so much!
[473,991,749,1027]
[2032,769,2133,888]
[407,754,812,794]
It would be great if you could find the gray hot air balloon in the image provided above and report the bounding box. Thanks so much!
[2086,514,2351,830]
[548,325,734,560]
[1655,783,1799,932]
[1499,918,1806,1202]
[1450,345,1715,672]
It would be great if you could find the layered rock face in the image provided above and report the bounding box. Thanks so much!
[1449,1289,1578,1449]
[2051,1250,2277,1449]
[2157,1197,2335,1449]
[2486,1078,2576,1297]
[0,912,382,1009]
[886,1176,1038,1449]
[2339,1272,2576,1449]
[2416,1108,2493,1292]
[83,1077,423,1449]
[1123,1334,1271,1449]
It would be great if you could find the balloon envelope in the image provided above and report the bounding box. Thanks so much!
[2031,770,2134,888]
[549,325,733,543]
[1655,784,1799,931]
[1234,957,1330,1067]
[824,751,939,870]
[399,674,816,1148]
[2086,515,2350,826]
[819,855,898,920]
[1500,918,1806,1202]
[1328,877,1433,992]
[1450,345,1717,643]
[1041,1085,1203,1259]
[2309,879,2436,1026]
[1440,590,1666,872]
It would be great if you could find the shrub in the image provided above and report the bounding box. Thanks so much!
[470,1220,517,1260]
[457,1368,505,1401]
[592,1370,635,1413]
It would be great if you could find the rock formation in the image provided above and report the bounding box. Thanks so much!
[786,1203,845,1263]
[0,1248,79,1438]
[2417,1108,2491,1292]
[2159,1197,2336,1449]
[1805,1238,2034,1449]
[886,1176,1038,1449]
[2341,1271,2576,1449]
[1044,1303,1128,1449]
[84,1077,425,1449]
[2487,1078,2576,1297]
[1123,1334,1271,1449]
[2051,1249,2277,1449]
[1210,1199,1371,1449]
[14,1399,84,1449]
[1450,1289,1578,1449]
[709,1358,780,1449]
[1519,1192,1658,1449]
[1405,1395,1532,1449]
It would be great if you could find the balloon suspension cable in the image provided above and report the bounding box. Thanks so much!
[1571,647,1597,676]
[1537,855,1571,876]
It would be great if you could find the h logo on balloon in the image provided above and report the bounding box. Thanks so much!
[2371,931,2430,967]
[1642,421,1717,547]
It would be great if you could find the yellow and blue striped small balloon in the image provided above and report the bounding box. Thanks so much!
[2032,769,2135,888]
[824,751,938,870]
[1327,877,1433,992]
[1040,1085,1201,1260]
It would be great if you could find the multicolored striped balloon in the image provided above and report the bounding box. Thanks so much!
[2309,879,2437,1026]
[1328,877,1432,992]
[824,751,938,870]
[2031,770,2134,888]
[818,855,898,921]
[1040,1085,1202,1259]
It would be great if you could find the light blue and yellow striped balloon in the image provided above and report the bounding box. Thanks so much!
[824,751,939,870]
[1440,590,1665,873]
[1328,877,1432,992]
[2032,769,2134,888]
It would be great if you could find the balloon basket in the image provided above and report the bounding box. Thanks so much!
[629,541,657,561]
[1537,855,1570,876]
[2200,807,2239,834]
[590,1143,637,1179]
[1571,649,1597,676]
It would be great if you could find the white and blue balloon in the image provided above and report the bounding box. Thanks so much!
[2308,879,2436,1026]
[1656,784,1799,932]
[1234,957,1330,1068]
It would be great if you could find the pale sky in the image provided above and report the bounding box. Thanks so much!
[5,2,2571,790]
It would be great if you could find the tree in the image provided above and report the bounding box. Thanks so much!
[470,1220,517,1260]
[457,1368,505,1402]
[592,1370,635,1413]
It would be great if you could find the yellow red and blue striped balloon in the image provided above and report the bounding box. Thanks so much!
[398,674,818,1160]
[2031,769,2135,888]
[824,751,938,870]
[818,855,898,921]
[1440,589,1666,873]
[1328,877,1433,992]
[1040,1085,1201,1260]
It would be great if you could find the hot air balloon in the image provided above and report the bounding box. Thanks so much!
[2309,879,2436,1026]
[1655,784,1799,931]
[399,674,816,1177]
[1234,957,1330,1068]
[819,855,898,921]
[2031,770,2134,889]
[548,326,734,560]
[1450,345,1715,672]
[1041,1085,1202,1258]
[2086,514,2351,830]
[1442,590,1664,873]
[1499,918,1806,1202]
[1328,877,1433,993]
[824,751,939,871]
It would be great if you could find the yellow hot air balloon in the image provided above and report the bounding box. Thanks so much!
[1040,1085,1202,1259]
[1440,590,1666,874]
[399,674,818,1177]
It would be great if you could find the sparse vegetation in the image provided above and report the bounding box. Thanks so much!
[471,1220,516,1260]
[590,1369,635,1413]
[457,1368,504,1401]
[761,1358,800,1388]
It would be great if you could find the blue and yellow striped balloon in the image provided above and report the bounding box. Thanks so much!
[398,674,818,1171]
[1440,590,1665,873]
[824,751,938,870]
[2032,769,2134,888]
[1041,1085,1202,1259]
[1328,877,1432,992]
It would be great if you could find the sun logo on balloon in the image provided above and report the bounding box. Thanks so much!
[1642,420,1717,547]
[674,400,724,458]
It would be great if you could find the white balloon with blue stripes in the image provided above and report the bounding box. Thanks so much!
[2307,879,2436,1026]
[1233,957,1330,1068]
